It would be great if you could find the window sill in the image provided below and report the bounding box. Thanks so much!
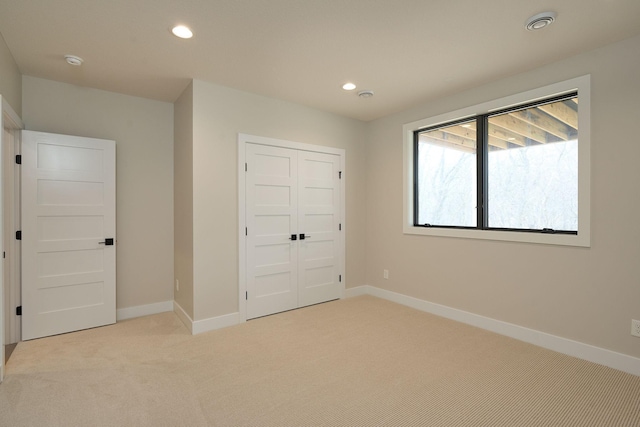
[403,225,590,247]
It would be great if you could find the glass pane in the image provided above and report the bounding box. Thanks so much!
[487,98,578,230]
[416,121,476,227]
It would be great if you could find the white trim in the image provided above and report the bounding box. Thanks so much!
[4,126,21,344]
[116,300,174,321]
[173,300,194,334]
[237,133,346,322]
[347,285,640,377]
[239,133,345,156]
[173,301,242,335]
[0,97,22,383]
[2,97,23,130]
[238,139,247,321]
[402,75,591,247]
[339,153,346,298]
[344,286,370,298]
[193,312,241,335]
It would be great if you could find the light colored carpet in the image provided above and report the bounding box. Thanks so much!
[1,295,639,426]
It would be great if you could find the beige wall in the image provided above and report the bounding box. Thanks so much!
[0,32,21,117]
[365,34,640,358]
[22,76,174,310]
[13,27,637,362]
[174,82,194,318]
[187,80,366,321]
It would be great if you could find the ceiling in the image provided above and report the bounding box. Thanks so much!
[0,0,639,122]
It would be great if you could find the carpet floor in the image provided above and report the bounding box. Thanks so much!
[1,295,639,426]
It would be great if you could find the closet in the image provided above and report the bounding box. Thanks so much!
[240,135,344,319]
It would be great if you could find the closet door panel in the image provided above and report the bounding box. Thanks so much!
[246,144,298,319]
[297,151,341,308]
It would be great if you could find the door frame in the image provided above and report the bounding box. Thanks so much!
[3,111,21,346]
[237,133,346,322]
[0,96,23,383]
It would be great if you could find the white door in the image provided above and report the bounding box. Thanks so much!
[245,144,299,319]
[245,143,341,319]
[297,151,341,307]
[21,131,116,340]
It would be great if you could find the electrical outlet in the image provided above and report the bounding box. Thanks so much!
[632,319,640,337]
[176,279,180,291]
[383,269,389,279]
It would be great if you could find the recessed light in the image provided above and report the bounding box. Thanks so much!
[525,12,556,31]
[172,25,193,39]
[461,124,471,128]
[358,90,374,98]
[342,83,356,91]
[64,55,83,66]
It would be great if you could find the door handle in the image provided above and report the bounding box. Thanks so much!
[299,234,311,240]
[99,238,115,246]
[288,234,297,241]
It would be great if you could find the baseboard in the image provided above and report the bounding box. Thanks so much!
[116,300,174,321]
[344,286,370,298]
[346,285,640,377]
[173,301,241,335]
[173,301,194,334]
[193,312,241,335]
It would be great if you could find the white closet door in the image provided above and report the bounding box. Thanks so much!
[246,144,299,319]
[21,131,116,340]
[297,150,341,307]
[245,142,342,319]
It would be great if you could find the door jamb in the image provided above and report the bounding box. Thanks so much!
[3,116,21,345]
[0,97,23,383]
[237,133,346,323]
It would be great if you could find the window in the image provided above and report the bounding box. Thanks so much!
[415,118,478,228]
[404,76,590,247]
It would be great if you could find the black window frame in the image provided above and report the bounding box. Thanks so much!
[413,92,578,235]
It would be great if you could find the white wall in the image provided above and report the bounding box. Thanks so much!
[22,76,174,311]
[0,32,21,116]
[365,34,640,358]
[174,82,194,318]
[179,80,366,321]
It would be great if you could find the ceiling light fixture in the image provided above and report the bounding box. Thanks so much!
[525,12,557,31]
[342,83,356,91]
[358,90,374,98]
[64,55,83,66]
[172,25,193,39]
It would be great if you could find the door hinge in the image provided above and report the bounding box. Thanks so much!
[15,155,21,164]
[246,291,248,300]
[16,306,22,316]
[339,223,342,231]
[15,230,21,240]
[2,251,4,259]
[245,227,248,236]
[339,275,342,282]
[245,163,248,172]
[339,171,342,179]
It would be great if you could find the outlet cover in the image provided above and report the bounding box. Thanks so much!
[632,319,640,337]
